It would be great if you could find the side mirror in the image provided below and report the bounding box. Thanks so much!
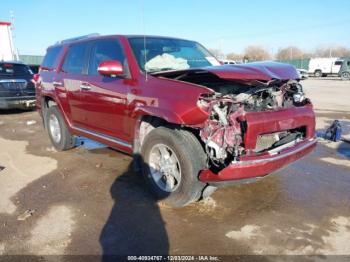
[97,60,124,77]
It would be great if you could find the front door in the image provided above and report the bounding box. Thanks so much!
[78,38,130,141]
[332,60,343,74]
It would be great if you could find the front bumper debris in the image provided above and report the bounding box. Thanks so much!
[199,137,317,183]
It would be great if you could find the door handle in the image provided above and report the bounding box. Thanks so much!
[80,82,91,90]
[53,81,63,86]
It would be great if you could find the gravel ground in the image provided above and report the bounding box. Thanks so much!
[0,78,349,259]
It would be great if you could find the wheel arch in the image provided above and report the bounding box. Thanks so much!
[314,69,322,75]
[41,95,72,131]
[133,114,178,154]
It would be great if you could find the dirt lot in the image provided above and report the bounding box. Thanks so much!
[0,79,349,258]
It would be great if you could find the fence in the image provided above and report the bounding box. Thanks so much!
[274,58,310,70]
[19,55,44,66]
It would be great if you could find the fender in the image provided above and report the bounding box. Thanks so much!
[40,92,73,130]
[133,105,184,124]
[133,103,210,126]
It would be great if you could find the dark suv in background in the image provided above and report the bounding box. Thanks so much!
[0,61,36,109]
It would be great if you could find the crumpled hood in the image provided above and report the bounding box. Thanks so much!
[153,62,300,81]
[206,62,299,81]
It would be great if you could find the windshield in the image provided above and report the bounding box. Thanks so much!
[128,37,220,73]
[0,63,33,76]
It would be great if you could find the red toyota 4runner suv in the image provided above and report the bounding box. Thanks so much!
[36,34,316,207]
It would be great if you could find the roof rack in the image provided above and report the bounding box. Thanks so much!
[55,33,100,45]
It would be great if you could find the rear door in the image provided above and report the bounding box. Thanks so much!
[77,37,130,140]
[60,42,91,126]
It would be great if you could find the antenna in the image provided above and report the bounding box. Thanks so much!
[140,0,148,81]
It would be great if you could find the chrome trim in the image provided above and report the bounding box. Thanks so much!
[231,138,316,166]
[72,126,132,149]
[0,79,27,83]
[0,96,35,99]
[80,84,91,90]
[53,81,63,86]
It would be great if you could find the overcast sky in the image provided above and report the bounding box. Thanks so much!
[1,0,350,55]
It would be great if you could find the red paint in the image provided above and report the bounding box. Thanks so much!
[97,60,124,76]
[36,35,316,183]
[33,74,40,82]
[0,21,11,26]
[199,138,317,182]
[241,104,315,150]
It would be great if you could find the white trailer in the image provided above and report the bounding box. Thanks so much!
[308,57,343,77]
[0,21,17,61]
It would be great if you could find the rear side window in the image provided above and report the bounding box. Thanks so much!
[88,39,126,76]
[42,46,63,70]
[0,63,32,76]
[62,42,89,75]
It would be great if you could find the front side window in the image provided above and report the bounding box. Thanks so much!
[62,43,89,75]
[334,61,343,66]
[88,39,126,76]
[128,37,220,73]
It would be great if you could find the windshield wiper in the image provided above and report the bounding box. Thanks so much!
[147,68,179,74]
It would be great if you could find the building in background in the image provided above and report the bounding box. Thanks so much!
[0,21,18,61]
[0,20,43,72]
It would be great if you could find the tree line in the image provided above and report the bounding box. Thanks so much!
[209,46,350,62]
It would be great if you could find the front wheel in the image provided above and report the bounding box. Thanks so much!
[341,71,350,81]
[141,127,207,207]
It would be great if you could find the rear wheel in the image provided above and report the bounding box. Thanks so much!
[45,106,76,151]
[341,71,350,81]
[141,127,207,207]
[314,70,322,77]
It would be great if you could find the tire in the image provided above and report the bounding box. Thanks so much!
[314,70,322,77]
[341,71,350,81]
[141,127,207,207]
[45,106,76,151]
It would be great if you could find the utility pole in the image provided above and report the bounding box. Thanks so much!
[9,11,18,60]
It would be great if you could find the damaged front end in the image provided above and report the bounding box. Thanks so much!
[197,79,311,170]
[154,63,316,183]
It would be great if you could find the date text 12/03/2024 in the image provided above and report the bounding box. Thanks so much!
[127,255,220,261]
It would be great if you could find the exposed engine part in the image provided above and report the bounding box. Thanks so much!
[207,140,227,161]
[200,102,244,166]
[291,83,305,103]
[197,79,309,167]
[212,104,228,125]
[154,69,311,170]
